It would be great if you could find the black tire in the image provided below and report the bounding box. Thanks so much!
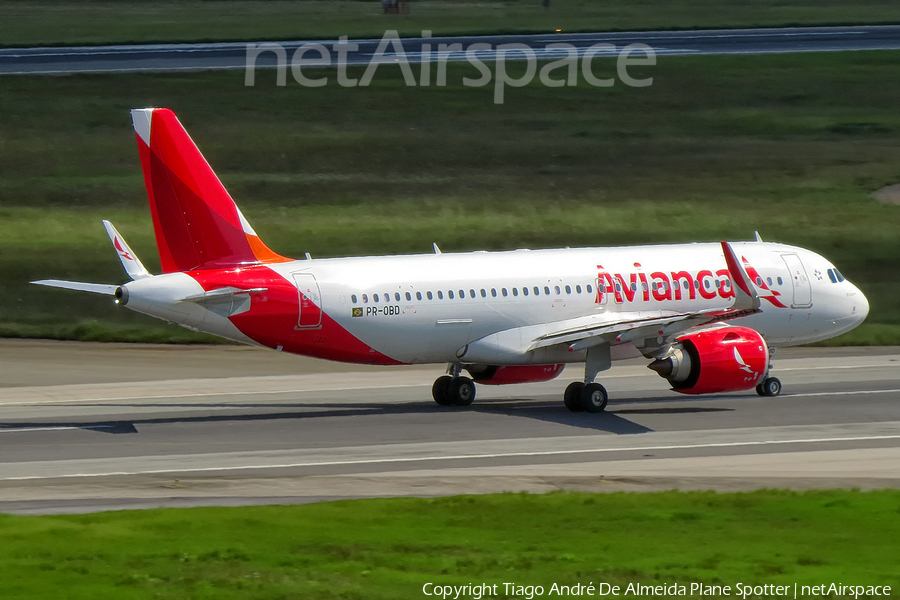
[432,375,454,406]
[759,377,782,397]
[448,377,476,406]
[579,382,608,413]
[564,382,585,412]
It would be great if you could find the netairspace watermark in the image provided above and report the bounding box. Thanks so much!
[421,581,893,600]
[245,30,656,104]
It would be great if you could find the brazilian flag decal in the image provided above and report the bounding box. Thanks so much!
[352,307,363,317]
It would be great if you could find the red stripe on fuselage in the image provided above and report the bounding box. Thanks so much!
[188,266,403,365]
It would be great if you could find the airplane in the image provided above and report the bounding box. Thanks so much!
[33,108,869,412]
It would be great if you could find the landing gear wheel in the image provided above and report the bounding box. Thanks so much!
[448,377,476,406]
[756,377,782,397]
[432,375,454,406]
[564,382,585,412]
[579,382,608,413]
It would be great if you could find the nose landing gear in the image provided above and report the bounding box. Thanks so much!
[756,376,782,397]
[756,348,782,397]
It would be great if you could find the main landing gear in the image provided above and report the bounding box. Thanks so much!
[564,343,612,413]
[756,348,782,397]
[432,364,476,406]
[563,382,608,413]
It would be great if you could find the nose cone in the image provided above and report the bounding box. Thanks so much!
[853,285,869,325]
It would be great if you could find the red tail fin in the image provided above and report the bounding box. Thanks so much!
[132,108,288,273]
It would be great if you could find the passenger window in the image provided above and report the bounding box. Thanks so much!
[523,287,529,296]
[362,294,368,303]
[554,286,561,295]
[427,291,433,300]
[502,288,508,297]
[565,285,571,294]
[704,280,710,289]
[406,292,412,301]
[777,277,783,285]
[534,286,540,295]
[481,289,487,298]
[630,283,637,292]
[438,291,444,299]
[586,284,593,294]
[416,292,422,300]
[470,289,476,298]
[766,277,773,286]
[448,290,454,299]
[374,294,380,302]
[683,281,689,289]
[491,288,497,297]
[459,290,465,298]
[576,285,582,293]
[395,292,401,302]
[351,294,358,303]
[513,288,519,297]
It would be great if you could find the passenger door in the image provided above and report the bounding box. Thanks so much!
[781,254,812,308]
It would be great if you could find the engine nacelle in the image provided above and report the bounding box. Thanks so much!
[467,364,565,385]
[648,326,768,395]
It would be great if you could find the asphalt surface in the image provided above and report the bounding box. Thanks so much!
[3,25,900,75]
[0,340,898,514]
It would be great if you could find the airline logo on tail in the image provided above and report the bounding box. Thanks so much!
[113,236,134,262]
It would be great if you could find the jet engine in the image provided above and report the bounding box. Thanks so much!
[467,364,565,385]
[648,326,768,394]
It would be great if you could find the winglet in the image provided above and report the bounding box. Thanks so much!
[103,220,151,280]
[721,241,760,310]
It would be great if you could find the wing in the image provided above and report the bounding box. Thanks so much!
[529,241,761,353]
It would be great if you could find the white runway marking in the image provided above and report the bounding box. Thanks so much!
[4,433,898,481]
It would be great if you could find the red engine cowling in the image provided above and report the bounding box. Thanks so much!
[648,326,768,395]
[467,364,565,385]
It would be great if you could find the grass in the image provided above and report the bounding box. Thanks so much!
[0,490,898,599]
[1,51,900,343]
[2,0,900,47]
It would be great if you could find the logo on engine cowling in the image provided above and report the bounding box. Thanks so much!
[733,347,756,378]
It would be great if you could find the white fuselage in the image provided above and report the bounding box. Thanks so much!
[251,241,867,365]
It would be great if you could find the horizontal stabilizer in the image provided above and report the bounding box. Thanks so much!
[31,280,118,295]
[180,286,267,303]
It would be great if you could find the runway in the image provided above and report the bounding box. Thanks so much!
[3,25,900,75]
[0,339,898,514]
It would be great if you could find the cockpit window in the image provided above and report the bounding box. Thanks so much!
[834,269,845,282]
[828,269,837,283]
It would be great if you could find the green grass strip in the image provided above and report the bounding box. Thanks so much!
[2,52,900,344]
[3,1,900,47]
[1,490,898,599]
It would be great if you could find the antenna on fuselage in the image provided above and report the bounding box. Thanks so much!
[433,243,442,255]
[754,231,763,242]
